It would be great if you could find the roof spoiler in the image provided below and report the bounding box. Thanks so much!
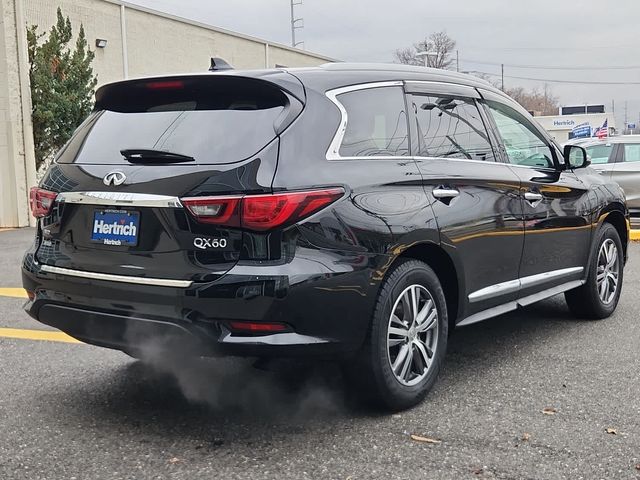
[209,57,234,71]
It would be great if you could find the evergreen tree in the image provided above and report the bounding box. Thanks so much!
[27,8,97,170]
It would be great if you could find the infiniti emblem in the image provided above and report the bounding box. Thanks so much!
[103,171,126,186]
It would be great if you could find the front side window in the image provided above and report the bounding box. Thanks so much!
[585,144,614,164]
[337,86,409,157]
[623,144,640,162]
[409,94,495,161]
[486,101,555,168]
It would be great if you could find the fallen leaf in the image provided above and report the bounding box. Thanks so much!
[635,463,640,471]
[471,467,484,475]
[168,457,181,464]
[605,428,618,435]
[521,432,531,442]
[410,434,441,444]
[542,407,557,415]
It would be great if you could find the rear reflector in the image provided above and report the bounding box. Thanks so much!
[228,321,289,333]
[182,188,344,231]
[29,187,58,218]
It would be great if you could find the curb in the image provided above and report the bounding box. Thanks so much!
[631,230,640,241]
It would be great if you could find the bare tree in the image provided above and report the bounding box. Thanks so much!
[504,85,559,116]
[468,72,559,116]
[394,31,456,69]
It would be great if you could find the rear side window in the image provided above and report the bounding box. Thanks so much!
[409,94,495,161]
[56,77,295,165]
[623,144,640,162]
[337,86,409,157]
[585,144,613,164]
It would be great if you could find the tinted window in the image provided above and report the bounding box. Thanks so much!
[486,101,555,168]
[57,77,290,165]
[585,144,613,164]
[338,87,409,157]
[623,144,640,162]
[410,95,495,161]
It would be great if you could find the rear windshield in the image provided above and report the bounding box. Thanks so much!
[56,77,289,165]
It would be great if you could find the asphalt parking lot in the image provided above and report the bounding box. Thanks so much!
[1,227,639,480]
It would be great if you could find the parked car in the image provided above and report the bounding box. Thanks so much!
[22,63,629,410]
[581,136,640,219]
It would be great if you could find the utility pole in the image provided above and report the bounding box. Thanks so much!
[624,101,628,127]
[456,50,459,72]
[501,64,504,91]
[290,0,304,48]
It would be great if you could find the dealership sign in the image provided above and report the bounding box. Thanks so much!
[553,118,577,127]
[571,122,592,139]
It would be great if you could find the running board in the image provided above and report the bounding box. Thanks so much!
[457,280,585,327]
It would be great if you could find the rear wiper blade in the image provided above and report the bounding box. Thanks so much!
[120,149,195,163]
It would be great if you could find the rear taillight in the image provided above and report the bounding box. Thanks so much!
[29,187,57,218]
[182,188,344,231]
[181,196,242,226]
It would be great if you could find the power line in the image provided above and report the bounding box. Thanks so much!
[470,70,640,85]
[462,58,640,71]
[462,45,632,51]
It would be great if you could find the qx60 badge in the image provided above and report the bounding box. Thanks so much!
[103,171,127,186]
[193,237,228,250]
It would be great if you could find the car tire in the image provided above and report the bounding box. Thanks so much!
[565,223,624,320]
[346,259,448,411]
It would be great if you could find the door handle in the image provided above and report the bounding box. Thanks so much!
[524,192,543,203]
[433,188,460,200]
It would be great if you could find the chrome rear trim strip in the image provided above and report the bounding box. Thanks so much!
[468,266,584,303]
[41,265,193,288]
[57,192,183,208]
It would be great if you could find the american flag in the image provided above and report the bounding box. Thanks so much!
[594,119,608,138]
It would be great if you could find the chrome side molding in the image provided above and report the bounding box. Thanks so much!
[57,192,183,208]
[468,267,584,303]
[459,279,586,327]
[40,265,193,288]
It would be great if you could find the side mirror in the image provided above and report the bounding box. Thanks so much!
[564,144,590,169]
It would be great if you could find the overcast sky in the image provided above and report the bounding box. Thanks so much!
[129,0,640,127]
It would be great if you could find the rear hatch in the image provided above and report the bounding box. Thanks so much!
[35,73,304,283]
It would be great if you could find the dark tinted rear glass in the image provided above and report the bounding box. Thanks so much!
[337,86,409,157]
[57,77,289,165]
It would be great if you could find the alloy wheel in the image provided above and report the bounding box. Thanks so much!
[596,238,619,305]
[387,284,438,386]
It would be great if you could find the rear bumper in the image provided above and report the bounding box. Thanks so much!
[22,248,381,358]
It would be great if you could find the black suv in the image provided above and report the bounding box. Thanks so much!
[23,63,628,410]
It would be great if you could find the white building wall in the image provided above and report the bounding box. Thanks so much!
[0,0,36,228]
[0,0,334,227]
[22,0,333,83]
